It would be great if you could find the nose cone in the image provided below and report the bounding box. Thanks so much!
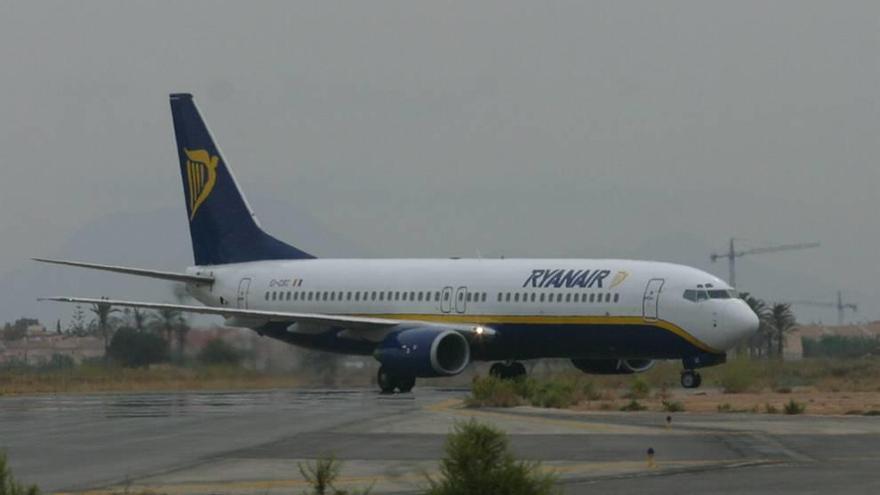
[736,304,761,339]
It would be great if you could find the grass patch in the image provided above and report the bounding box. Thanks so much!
[467,375,599,409]
[783,399,806,415]
[620,399,647,411]
[0,451,40,495]
[717,359,759,393]
[298,455,371,495]
[0,363,304,395]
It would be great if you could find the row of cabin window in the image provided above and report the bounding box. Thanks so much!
[263,289,619,305]
[498,292,620,304]
[265,290,489,303]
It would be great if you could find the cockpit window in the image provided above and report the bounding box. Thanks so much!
[708,289,737,299]
[683,289,710,302]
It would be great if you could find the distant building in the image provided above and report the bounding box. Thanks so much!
[785,322,880,360]
[0,334,103,365]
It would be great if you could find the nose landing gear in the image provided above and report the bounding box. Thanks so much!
[680,370,702,389]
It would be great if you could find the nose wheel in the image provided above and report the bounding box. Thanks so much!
[680,370,702,389]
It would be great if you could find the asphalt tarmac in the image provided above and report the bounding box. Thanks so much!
[1,388,878,494]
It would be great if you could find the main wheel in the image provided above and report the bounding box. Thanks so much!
[489,363,505,378]
[377,366,396,394]
[680,370,701,389]
[397,375,416,393]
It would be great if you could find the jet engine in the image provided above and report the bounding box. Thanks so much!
[374,327,470,377]
[571,358,656,375]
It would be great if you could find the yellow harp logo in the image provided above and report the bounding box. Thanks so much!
[609,270,629,289]
[184,148,219,220]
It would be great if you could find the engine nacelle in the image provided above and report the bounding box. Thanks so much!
[374,328,470,377]
[571,358,656,375]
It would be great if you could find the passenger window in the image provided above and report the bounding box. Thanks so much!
[466,293,472,302]
[482,293,487,302]
[443,292,449,301]
[265,292,269,301]
[539,293,545,302]
[418,292,424,302]
[556,293,563,303]
[514,293,520,302]
[565,293,571,303]
[613,293,620,303]
[371,291,376,301]
[287,292,292,301]
[497,292,502,302]
[605,293,612,303]
[505,293,511,302]
[589,293,595,303]
[435,292,441,301]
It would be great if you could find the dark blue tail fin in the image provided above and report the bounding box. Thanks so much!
[169,93,314,265]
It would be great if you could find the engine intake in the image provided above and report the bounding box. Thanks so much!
[571,358,655,375]
[374,328,470,377]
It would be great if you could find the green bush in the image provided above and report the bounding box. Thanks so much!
[426,420,558,495]
[466,376,521,407]
[627,377,651,399]
[620,399,647,412]
[298,455,371,495]
[107,328,169,368]
[661,400,685,412]
[764,403,779,414]
[783,399,806,415]
[718,359,758,393]
[197,339,243,366]
[529,381,579,409]
[0,452,40,495]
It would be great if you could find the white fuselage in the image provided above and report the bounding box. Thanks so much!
[186,258,758,359]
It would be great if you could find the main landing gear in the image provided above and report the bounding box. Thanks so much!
[377,366,416,394]
[489,362,527,380]
[680,370,702,389]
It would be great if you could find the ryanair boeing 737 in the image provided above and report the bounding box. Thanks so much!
[38,94,759,392]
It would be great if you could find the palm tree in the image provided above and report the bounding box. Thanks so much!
[132,308,148,332]
[740,292,772,358]
[174,314,190,361]
[89,300,119,358]
[153,307,182,349]
[768,303,797,358]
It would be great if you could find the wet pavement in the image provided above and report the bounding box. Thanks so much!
[1,388,879,494]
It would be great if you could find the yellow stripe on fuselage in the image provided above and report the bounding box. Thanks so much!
[354,313,721,354]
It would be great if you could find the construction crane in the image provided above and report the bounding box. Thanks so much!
[789,291,857,326]
[710,238,820,287]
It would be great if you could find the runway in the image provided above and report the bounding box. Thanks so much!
[1,388,879,494]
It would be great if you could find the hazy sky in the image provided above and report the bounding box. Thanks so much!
[1,1,878,323]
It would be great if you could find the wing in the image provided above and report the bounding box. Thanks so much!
[33,258,213,285]
[39,297,496,340]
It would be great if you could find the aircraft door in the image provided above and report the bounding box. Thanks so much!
[642,278,664,320]
[441,286,453,313]
[455,286,468,314]
[236,278,251,309]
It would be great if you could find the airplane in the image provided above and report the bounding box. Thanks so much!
[38,93,759,393]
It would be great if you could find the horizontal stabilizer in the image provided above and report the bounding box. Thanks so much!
[32,258,213,285]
